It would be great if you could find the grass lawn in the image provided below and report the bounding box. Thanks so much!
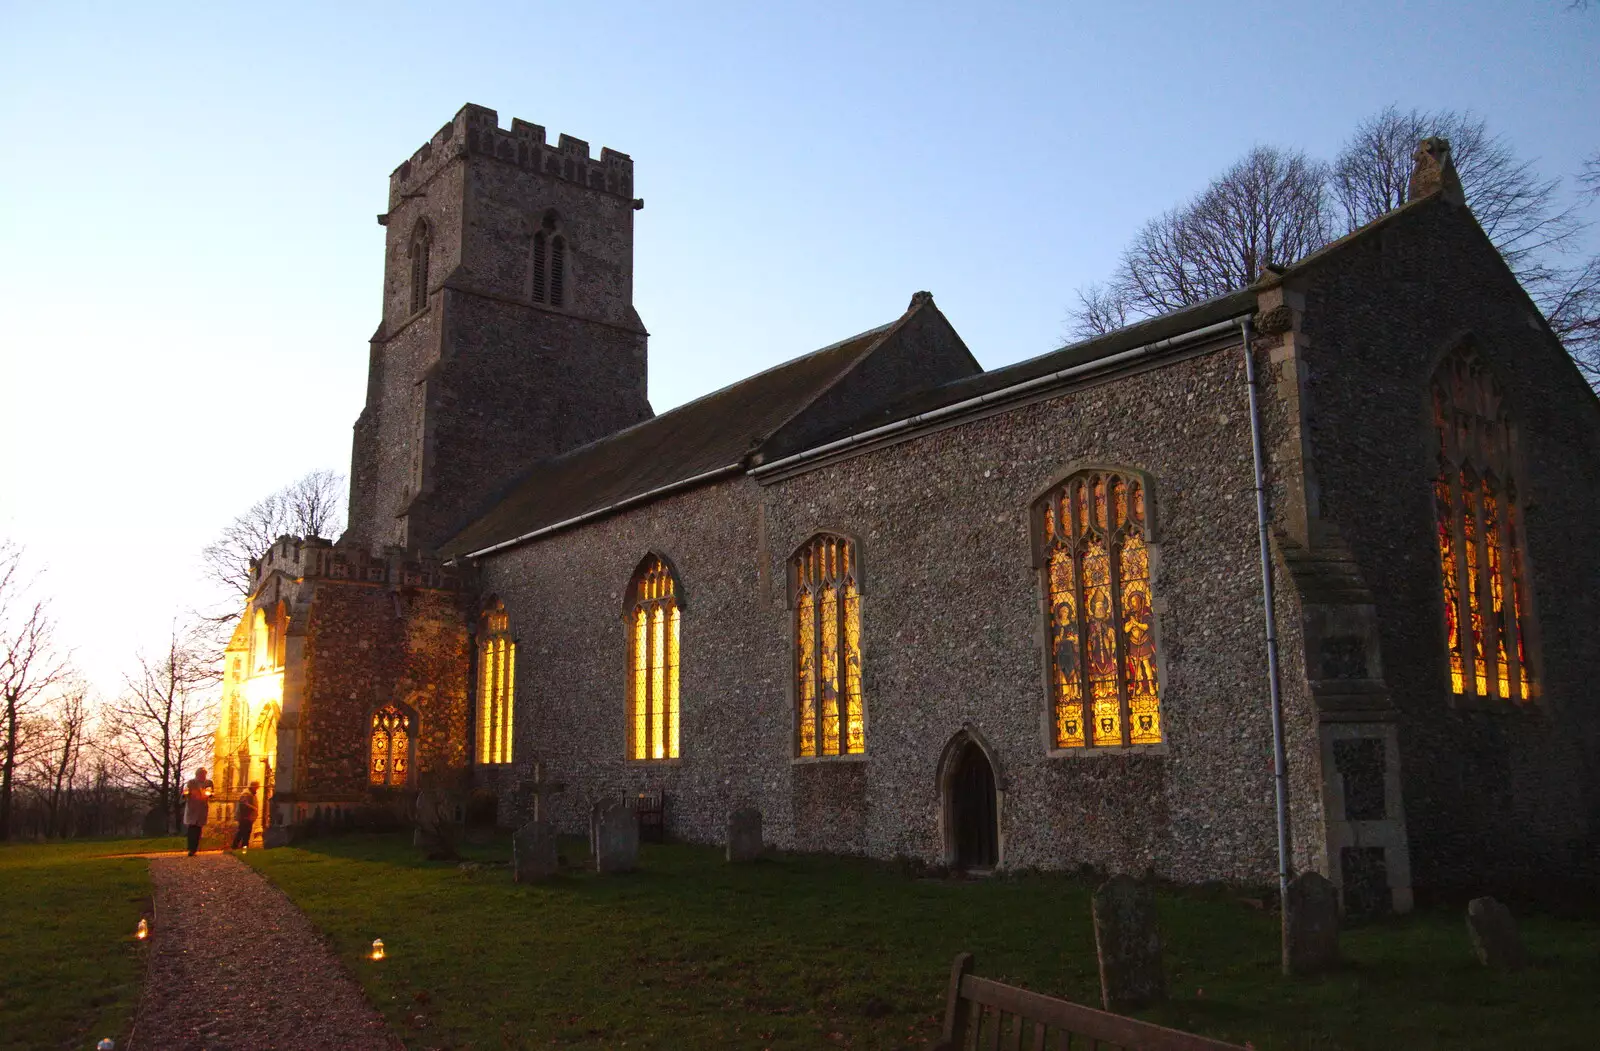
[245,833,1600,1050]
[0,836,181,1051]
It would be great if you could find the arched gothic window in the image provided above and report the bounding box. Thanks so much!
[1431,348,1534,702]
[369,704,413,787]
[408,220,430,315]
[477,601,515,764]
[792,534,864,757]
[1036,470,1162,749]
[627,556,680,760]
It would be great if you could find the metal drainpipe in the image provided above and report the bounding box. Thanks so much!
[1242,317,1293,920]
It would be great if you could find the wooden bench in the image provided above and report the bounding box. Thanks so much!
[931,954,1247,1051]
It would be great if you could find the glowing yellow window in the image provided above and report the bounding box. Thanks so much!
[627,556,681,760]
[477,601,515,764]
[1037,470,1163,749]
[1431,348,1534,703]
[370,704,412,786]
[792,534,864,757]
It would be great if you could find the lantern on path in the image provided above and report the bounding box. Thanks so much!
[370,938,385,960]
[135,919,149,941]
[97,1040,116,1050]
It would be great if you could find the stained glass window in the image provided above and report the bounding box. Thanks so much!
[792,535,864,757]
[369,704,412,787]
[1037,471,1163,748]
[627,556,681,760]
[477,602,515,765]
[1431,349,1534,703]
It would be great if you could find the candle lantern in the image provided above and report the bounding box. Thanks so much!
[370,938,385,960]
[97,1040,116,1050]
[135,918,149,940]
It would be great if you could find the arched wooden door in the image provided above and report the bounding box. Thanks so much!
[949,740,998,870]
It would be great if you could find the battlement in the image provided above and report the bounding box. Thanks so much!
[250,536,467,594]
[389,103,634,207]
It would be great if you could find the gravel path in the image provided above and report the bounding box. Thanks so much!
[131,853,400,1051]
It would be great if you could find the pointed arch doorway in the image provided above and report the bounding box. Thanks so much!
[940,730,1000,871]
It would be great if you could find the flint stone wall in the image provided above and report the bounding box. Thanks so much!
[481,342,1302,883]
[1292,197,1600,892]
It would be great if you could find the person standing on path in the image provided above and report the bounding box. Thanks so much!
[231,781,260,851]
[183,768,213,856]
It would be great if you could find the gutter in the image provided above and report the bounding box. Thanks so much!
[750,314,1252,479]
[458,462,745,560]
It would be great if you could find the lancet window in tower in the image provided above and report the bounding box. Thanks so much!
[369,704,413,787]
[408,220,430,315]
[1037,470,1163,749]
[531,231,548,303]
[627,556,681,760]
[1431,348,1534,703]
[477,601,515,764]
[550,235,566,307]
[792,534,864,757]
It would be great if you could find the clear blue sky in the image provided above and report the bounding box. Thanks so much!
[1,0,1595,694]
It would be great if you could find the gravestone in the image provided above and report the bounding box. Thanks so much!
[594,802,640,874]
[1283,872,1341,974]
[1091,875,1165,1011]
[142,806,167,837]
[1466,897,1526,971]
[512,821,559,883]
[590,798,619,859]
[726,807,763,863]
[525,760,567,823]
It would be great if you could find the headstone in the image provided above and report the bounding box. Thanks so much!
[525,760,567,823]
[262,825,292,849]
[1283,872,1340,974]
[1091,875,1165,1011]
[590,799,619,859]
[1466,896,1526,971]
[594,802,640,874]
[512,820,559,883]
[142,807,167,837]
[726,807,763,863]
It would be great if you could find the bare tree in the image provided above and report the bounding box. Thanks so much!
[103,622,219,832]
[1332,107,1579,274]
[1069,282,1133,340]
[0,542,72,840]
[39,685,89,837]
[202,469,347,599]
[1106,146,1330,319]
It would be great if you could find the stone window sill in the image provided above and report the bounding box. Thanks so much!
[1046,743,1170,760]
[626,757,683,768]
[791,753,868,766]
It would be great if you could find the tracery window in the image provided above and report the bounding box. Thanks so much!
[792,534,864,757]
[369,704,413,787]
[477,601,515,764]
[408,220,430,314]
[1036,470,1162,749]
[1431,348,1534,702]
[627,556,680,760]
[531,211,566,307]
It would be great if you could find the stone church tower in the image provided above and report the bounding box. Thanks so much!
[346,103,653,552]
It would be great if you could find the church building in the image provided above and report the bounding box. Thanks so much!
[211,104,1600,911]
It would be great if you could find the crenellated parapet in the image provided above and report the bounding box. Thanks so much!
[388,102,633,207]
[249,536,469,596]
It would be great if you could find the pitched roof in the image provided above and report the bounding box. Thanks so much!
[442,296,975,558]
[445,193,1470,560]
